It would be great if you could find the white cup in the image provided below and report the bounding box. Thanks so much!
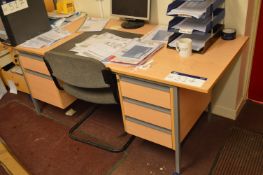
[175,38,192,58]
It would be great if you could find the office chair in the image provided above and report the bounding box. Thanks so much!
[44,51,135,153]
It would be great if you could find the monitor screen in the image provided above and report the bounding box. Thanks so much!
[111,0,150,20]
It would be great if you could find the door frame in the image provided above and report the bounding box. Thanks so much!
[244,1,262,99]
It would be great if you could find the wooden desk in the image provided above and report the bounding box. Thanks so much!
[16,17,248,175]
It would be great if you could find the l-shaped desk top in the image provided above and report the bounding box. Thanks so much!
[16,16,248,94]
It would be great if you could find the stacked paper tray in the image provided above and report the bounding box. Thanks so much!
[166,0,225,53]
[167,24,224,53]
[167,0,224,18]
[168,8,225,34]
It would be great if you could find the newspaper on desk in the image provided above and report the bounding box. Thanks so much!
[141,26,173,43]
[78,17,109,32]
[109,40,164,65]
[70,33,134,62]
[20,28,71,49]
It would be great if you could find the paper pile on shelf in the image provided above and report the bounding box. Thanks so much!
[172,17,211,33]
[167,0,213,18]
[70,33,134,62]
[142,26,173,43]
[20,28,71,49]
[168,33,211,51]
[109,40,164,65]
[78,17,109,32]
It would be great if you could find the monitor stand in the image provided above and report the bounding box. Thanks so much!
[121,19,145,29]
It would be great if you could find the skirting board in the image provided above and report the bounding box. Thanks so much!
[212,96,247,120]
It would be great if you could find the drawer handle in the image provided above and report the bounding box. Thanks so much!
[20,53,44,62]
[126,116,171,134]
[124,97,171,113]
[120,76,170,92]
[25,69,52,80]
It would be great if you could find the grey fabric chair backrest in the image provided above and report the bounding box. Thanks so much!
[45,51,109,89]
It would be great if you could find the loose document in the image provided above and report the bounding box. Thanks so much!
[20,28,71,49]
[78,17,109,32]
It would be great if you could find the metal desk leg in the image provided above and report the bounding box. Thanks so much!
[207,102,212,121]
[173,87,181,175]
[30,96,41,114]
[16,57,41,115]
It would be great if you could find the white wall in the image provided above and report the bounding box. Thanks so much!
[74,0,172,24]
[211,0,249,119]
[74,0,252,119]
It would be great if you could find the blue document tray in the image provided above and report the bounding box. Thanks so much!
[168,8,225,34]
[167,0,224,19]
[167,24,224,53]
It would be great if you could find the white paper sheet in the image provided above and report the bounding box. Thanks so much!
[7,80,17,94]
[0,78,7,99]
[165,71,207,88]
[78,17,109,32]
[1,0,28,16]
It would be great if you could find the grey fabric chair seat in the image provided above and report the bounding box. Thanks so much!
[63,83,117,104]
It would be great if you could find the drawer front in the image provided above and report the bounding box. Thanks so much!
[119,77,171,109]
[19,53,50,76]
[1,69,29,94]
[125,117,172,148]
[123,98,171,129]
[24,70,75,109]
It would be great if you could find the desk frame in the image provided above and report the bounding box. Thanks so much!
[15,17,248,175]
[174,87,181,174]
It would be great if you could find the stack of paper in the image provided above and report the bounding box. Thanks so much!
[167,0,213,18]
[70,33,134,62]
[110,40,164,65]
[78,17,109,32]
[20,28,71,49]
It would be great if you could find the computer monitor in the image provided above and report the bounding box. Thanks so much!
[111,0,151,29]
